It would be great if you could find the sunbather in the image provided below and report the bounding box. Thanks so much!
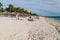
[28,16,33,21]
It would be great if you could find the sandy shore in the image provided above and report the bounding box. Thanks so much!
[0,16,60,40]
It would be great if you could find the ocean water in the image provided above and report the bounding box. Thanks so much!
[45,16,60,22]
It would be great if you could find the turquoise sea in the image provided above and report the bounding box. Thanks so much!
[45,16,60,22]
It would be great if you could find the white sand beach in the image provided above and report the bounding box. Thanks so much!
[0,16,60,40]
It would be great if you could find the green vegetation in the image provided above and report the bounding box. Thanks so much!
[0,2,38,16]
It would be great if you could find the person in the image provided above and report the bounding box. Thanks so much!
[36,16,40,20]
[16,13,19,20]
[28,16,33,21]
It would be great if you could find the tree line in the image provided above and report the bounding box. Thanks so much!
[0,2,38,16]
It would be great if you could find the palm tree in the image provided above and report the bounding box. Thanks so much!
[20,8,24,13]
[0,2,3,9]
[15,7,20,12]
[0,2,3,12]
[4,4,38,16]
[8,4,14,12]
[5,7,9,11]
[1,8,4,12]
[24,10,28,14]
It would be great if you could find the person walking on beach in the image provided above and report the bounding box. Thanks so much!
[36,16,40,20]
[16,13,19,20]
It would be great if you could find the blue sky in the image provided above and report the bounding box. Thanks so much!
[0,0,60,16]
